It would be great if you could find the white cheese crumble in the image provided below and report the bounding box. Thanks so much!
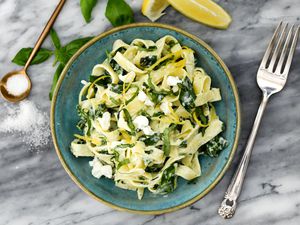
[143,126,154,135]
[167,76,181,93]
[98,112,111,131]
[133,116,154,135]
[160,102,171,115]
[167,76,182,86]
[138,90,154,106]
[133,115,149,129]
[138,90,147,102]
[89,158,112,179]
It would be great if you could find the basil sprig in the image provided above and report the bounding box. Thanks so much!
[49,29,94,99]
[105,0,134,27]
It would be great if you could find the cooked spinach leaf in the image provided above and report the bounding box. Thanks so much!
[140,55,157,68]
[110,83,123,94]
[145,163,163,173]
[179,140,187,148]
[156,164,177,194]
[203,136,228,157]
[179,77,196,111]
[139,133,161,146]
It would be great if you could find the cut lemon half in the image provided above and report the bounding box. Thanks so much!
[167,0,232,29]
[142,0,170,22]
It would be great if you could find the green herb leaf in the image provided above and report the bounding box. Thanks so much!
[179,77,196,111]
[117,158,130,169]
[105,0,134,27]
[123,108,135,134]
[54,37,94,66]
[50,28,61,49]
[110,83,123,94]
[94,104,107,118]
[139,133,161,146]
[156,164,177,194]
[203,136,228,157]
[162,127,171,156]
[116,143,135,148]
[145,163,163,173]
[12,48,53,66]
[125,86,139,105]
[49,63,64,100]
[80,0,98,23]
[140,55,157,68]
[179,140,187,148]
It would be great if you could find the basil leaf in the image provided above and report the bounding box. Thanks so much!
[65,37,94,55]
[50,28,61,49]
[162,127,171,156]
[117,158,130,169]
[105,0,134,27]
[123,109,135,134]
[49,63,64,100]
[12,48,52,66]
[80,0,98,23]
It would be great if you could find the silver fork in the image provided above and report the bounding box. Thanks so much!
[218,22,299,219]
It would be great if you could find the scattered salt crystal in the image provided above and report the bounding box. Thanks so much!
[0,100,50,150]
[6,74,29,96]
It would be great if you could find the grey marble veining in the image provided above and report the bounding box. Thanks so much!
[1,0,300,224]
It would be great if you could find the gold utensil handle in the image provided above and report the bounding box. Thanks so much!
[24,0,66,71]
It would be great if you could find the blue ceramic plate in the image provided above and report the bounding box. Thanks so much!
[51,23,240,214]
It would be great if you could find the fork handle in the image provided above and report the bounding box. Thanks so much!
[218,92,269,219]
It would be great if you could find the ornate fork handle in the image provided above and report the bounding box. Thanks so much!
[218,93,269,219]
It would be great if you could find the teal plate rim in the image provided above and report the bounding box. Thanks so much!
[50,22,241,215]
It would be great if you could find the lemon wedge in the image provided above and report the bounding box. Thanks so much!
[167,0,232,29]
[142,0,170,22]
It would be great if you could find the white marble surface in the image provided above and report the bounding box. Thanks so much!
[1,0,300,224]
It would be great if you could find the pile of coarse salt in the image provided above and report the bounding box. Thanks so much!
[0,100,50,150]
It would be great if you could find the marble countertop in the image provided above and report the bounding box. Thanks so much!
[1,0,300,224]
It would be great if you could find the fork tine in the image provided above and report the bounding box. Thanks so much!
[282,26,299,76]
[275,25,294,74]
[268,23,288,72]
[259,22,283,69]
